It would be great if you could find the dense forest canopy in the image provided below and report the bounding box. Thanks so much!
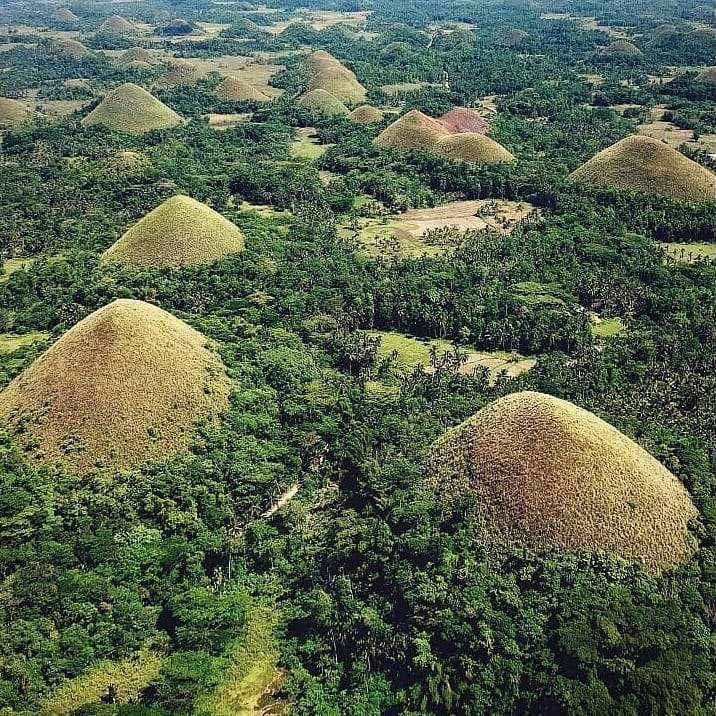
[0,0,713,713]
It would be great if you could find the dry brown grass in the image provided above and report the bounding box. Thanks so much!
[102,194,245,267]
[571,135,716,202]
[100,15,136,32]
[0,299,231,475]
[82,83,183,135]
[601,40,642,56]
[108,149,149,173]
[50,38,91,58]
[298,89,349,115]
[434,133,515,164]
[348,104,384,123]
[53,8,79,22]
[374,110,449,151]
[158,59,206,87]
[428,391,698,571]
[307,49,342,74]
[0,98,34,129]
[439,107,489,134]
[215,76,270,102]
[308,66,366,104]
[120,47,155,64]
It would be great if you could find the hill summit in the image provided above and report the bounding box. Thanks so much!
[0,299,231,474]
[434,133,515,164]
[374,109,449,151]
[102,195,246,268]
[428,391,698,571]
[53,7,79,22]
[215,76,270,102]
[571,135,716,202]
[298,89,349,115]
[439,107,489,134]
[100,14,136,32]
[81,83,183,135]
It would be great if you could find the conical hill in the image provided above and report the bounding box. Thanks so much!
[120,47,155,64]
[101,195,246,268]
[308,66,366,104]
[100,14,136,32]
[54,7,79,22]
[81,83,183,135]
[570,135,716,202]
[347,104,385,123]
[374,109,449,151]
[434,133,515,164]
[428,391,698,571]
[695,66,716,84]
[215,76,270,102]
[0,299,231,474]
[439,107,489,134]
[298,89,349,115]
[50,38,91,58]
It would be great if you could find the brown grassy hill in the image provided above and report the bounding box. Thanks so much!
[501,29,529,47]
[374,110,449,151]
[298,89,349,115]
[602,40,642,56]
[0,98,34,129]
[434,133,515,164]
[308,66,366,104]
[348,105,385,123]
[158,59,205,87]
[82,83,183,135]
[571,135,716,202]
[695,66,716,84]
[54,7,79,22]
[439,107,489,134]
[215,76,270,102]
[102,195,245,267]
[100,14,136,32]
[0,299,231,475]
[51,38,92,58]
[308,50,342,74]
[121,47,155,64]
[428,391,698,571]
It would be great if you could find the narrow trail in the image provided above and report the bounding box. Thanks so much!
[261,484,300,519]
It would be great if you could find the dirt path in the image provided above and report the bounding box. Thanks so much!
[261,484,300,519]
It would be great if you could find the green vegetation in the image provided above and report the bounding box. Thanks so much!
[0,0,714,711]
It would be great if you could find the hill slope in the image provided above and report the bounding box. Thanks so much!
[298,89,349,115]
[0,98,34,129]
[216,76,270,102]
[82,83,182,135]
[434,133,515,164]
[0,299,231,474]
[374,110,449,151]
[428,391,698,570]
[102,195,246,267]
[571,135,716,201]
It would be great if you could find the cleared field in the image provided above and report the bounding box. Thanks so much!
[0,332,49,354]
[660,242,716,262]
[1,257,36,280]
[373,330,536,382]
[637,120,716,153]
[342,199,537,259]
[381,82,433,95]
[590,316,625,338]
[206,113,252,130]
[290,127,331,159]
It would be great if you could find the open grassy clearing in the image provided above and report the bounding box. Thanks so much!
[372,330,536,382]
[290,127,331,159]
[206,113,252,130]
[195,606,284,716]
[590,315,625,338]
[341,199,537,259]
[660,242,716,262]
[381,82,434,95]
[40,649,162,715]
[0,332,50,354]
[1,257,36,281]
[637,120,716,153]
